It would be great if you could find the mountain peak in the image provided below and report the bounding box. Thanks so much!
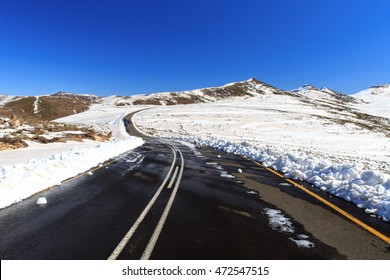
[50,91,101,101]
[320,87,332,93]
[51,91,74,96]
[302,84,319,91]
[369,84,390,91]
[221,77,263,87]
[246,77,261,83]
[289,84,357,103]
[370,83,390,88]
[353,84,390,97]
[290,84,319,93]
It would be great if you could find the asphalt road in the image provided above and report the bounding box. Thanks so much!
[0,119,389,259]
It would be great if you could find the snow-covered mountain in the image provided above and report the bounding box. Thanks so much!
[354,84,390,98]
[0,78,294,120]
[104,78,290,106]
[1,79,389,120]
[351,84,390,118]
[50,91,101,101]
[289,83,390,119]
[290,84,358,104]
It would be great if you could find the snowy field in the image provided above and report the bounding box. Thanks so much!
[0,105,146,209]
[134,94,390,221]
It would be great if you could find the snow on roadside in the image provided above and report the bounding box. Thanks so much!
[0,105,145,209]
[133,96,390,222]
[174,136,390,222]
[0,138,143,209]
[263,208,295,233]
[288,237,315,248]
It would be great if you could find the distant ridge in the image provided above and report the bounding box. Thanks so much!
[0,78,388,121]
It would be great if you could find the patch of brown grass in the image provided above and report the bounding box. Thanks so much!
[0,136,28,151]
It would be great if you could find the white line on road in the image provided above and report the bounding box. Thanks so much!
[141,147,185,260]
[107,144,177,260]
[167,167,179,189]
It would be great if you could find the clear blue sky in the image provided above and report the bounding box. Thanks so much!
[1,0,389,96]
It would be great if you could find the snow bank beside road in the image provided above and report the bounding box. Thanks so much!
[0,105,145,209]
[134,95,390,222]
[0,137,143,209]
[180,136,390,222]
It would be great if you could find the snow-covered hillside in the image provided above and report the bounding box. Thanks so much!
[134,87,390,221]
[290,84,357,104]
[0,95,20,106]
[100,78,288,106]
[352,84,390,118]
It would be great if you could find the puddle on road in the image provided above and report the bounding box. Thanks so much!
[218,205,255,219]
[121,153,146,176]
[133,171,156,183]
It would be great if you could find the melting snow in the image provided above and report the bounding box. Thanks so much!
[263,208,295,234]
[33,97,40,114]
[263,208,315,248]
[36,197,47,205]
[288,237,315,248]
[220,172,235,179]
[246,190,258,195]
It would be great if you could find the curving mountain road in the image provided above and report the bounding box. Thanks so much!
[0,121,389,259]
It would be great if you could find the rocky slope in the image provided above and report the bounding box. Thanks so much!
[0,92,101,122]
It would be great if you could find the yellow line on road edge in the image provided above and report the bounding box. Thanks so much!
[243,156,390,245]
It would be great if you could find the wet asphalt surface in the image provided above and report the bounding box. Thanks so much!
[1,113,389,260]
[0,138,347,260]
